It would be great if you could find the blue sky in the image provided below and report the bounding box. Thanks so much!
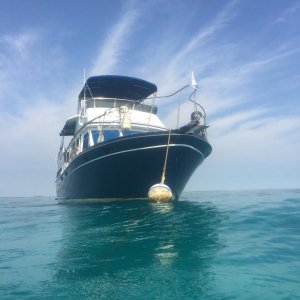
[0,0,299,196]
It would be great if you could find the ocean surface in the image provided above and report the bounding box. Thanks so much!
[0,190,299,299]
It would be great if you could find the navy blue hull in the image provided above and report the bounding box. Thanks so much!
[56,132,212,201]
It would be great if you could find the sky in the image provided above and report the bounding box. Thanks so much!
[0,0,299,196]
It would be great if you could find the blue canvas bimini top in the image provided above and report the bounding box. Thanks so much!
[78,75,157,101]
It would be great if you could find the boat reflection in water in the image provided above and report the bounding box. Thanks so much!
[52,198,225,298]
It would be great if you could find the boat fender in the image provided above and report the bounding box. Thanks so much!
[148,183,173,202]
[119,106,131,129]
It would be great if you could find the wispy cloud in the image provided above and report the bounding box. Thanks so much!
[167,0,237,70]
[149,29,300,130]
[0,32,38,57]
[0,103,62,195]
[134,1,238,94]
[211,108,266,136]
[0,32,38,106]
[274,2,300,23]
[91,3,139,75]
[0,30,74,196]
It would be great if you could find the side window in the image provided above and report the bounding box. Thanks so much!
[92,130,99,144]
[103,130,119,140]
[83,132,89,150]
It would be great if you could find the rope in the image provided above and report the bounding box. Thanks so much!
[161,129,172,184]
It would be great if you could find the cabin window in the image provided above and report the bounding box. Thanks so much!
[103,130,119,140]
[82,129,141,149]
[91,130,99,144]
[85,98,158,114]
[83,132,89,150]
[86,99,115,109]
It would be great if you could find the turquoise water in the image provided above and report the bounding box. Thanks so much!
[0,190,299,299]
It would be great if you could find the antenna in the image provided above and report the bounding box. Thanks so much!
[191,71,198,112]
[83,68,86,101]
[191,71,198,90]
[83,68,86,115]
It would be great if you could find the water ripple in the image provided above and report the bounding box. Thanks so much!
[0,191,300,299]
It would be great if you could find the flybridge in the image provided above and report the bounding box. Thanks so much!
[78,75,157,101]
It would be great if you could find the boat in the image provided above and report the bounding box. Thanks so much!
[56,75,212,201]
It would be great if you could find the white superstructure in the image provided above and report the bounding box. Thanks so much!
[57,96,166,177]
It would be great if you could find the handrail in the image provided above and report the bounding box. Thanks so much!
[149,83,207,121]
[64,107,116,155]
[60,105,165,162]
[59,83,207,167]
[147,84,190,99]
[188,89,207,120]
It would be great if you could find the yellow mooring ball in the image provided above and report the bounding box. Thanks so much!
[147,183,173,202]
